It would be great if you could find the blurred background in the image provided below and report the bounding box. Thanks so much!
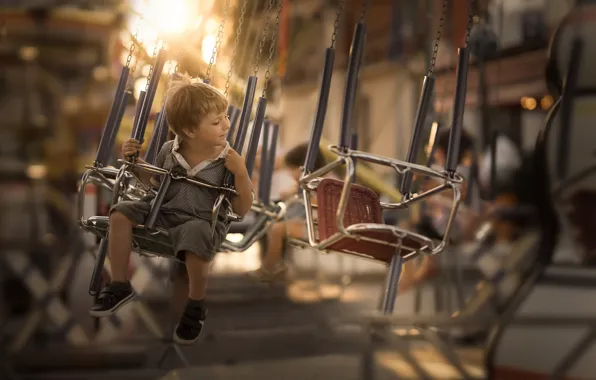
[1,0,594,379]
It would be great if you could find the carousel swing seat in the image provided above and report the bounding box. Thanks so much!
[302,147,463,265]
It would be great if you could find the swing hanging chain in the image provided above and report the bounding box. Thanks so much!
[428,0,448,77]
[262,0,283,97]
[253,0,276,76]
[359,0,370,23]
[206,0,231,82]
[145,43,160,92]
[126,27,139,73]
[465,0,477,48]
[330,0,345,49]
[225,0,249,97]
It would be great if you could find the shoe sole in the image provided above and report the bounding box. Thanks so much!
[173,322,204,345]
[89,292,135,318]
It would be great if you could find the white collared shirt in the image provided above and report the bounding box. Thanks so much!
[171,136,231,177]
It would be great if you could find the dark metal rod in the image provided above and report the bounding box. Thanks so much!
[144,110,165,164]
[95,66,129,166]
[445,47,470,173]
[489,129,498,200]
[227,106,241,143]
[89,238,108,296]
[105,90,132,165]
[258,121,271,202]
[233,76,258,152]
[557,38,583,180]
[130,91,147,140]
[263,124,279,205]
[339,22,366,150]
[133,49,167,144]
[401,75,435,195]
[145,174,172,229]
[305,48,335,172]
[245,97,268,178]
[381,254,403,314]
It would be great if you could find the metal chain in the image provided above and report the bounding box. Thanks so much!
[145,42,160,91]
[253,0,276,76]
[465,0,477,47]
[262,0,283,97]
[225,0,249,97]
[206,0,231,82]
[359,0,370,23]
[428,0,448,77]
[126,27,138,72]
[330,0,345,49]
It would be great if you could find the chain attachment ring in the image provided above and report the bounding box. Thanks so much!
[145,42,160,92]
[206,0,231,82]
[253,0,276,76]
[262,0,283,98]
[330,0,345,49]
[225,0,249,97]
[428,0,448,77]
[465,0,477,48]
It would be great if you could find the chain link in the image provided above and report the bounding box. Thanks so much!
[225,0,249,97]
[206,0,231,82]
[253,0,275,76]
[262,0,283,97]
[145,42,160,91]
[126,27,139,72]
[359,0,370,23]
[428,0,448,77]
[465,0,476,47]
[330,0,345,49]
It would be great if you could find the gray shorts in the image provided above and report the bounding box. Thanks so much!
[110,200,227,262]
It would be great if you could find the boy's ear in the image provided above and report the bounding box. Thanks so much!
[182,127,195,139]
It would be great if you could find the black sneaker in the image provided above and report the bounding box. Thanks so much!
[89,282,135,318]
[173,302,207,345]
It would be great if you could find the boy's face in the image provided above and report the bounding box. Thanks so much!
[184,111,230,147]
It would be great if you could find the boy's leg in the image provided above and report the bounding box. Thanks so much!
[90,202,147,317]
[173,252,209,345]
[248,220,305,282]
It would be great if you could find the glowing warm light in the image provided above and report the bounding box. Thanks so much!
[134,77,148,100]
[141,64,152,77]
[541,95,554,110]
[521,96,537,110]
[201,34,217,63]
[205,17,219,34]
[27,164,47,179]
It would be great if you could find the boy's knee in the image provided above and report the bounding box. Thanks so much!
[110,211,132,225]
[271,222,286,234]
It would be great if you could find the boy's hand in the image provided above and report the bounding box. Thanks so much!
[122,138,141,158]
[225,149,248,176]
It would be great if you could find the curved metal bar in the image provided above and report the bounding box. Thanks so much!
[557,37,583,180]
[94,66,130,167]
[445,47,470,173]
[245,96,267,177]
[133,49,167,144]
[339,23,366,150]
[401,75,435,195]
[305,48,335,172]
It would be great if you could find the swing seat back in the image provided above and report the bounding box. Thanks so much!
[315,178,429,263]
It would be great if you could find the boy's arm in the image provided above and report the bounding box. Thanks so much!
[231,171,254,216]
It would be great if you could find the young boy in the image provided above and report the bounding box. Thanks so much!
[248,143,325,282]
[89,74,254,344]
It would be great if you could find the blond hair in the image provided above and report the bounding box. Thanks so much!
[165,73,228,139]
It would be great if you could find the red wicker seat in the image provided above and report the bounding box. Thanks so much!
[315,178,430,263]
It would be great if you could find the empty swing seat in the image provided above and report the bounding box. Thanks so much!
[315,178,434,263]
